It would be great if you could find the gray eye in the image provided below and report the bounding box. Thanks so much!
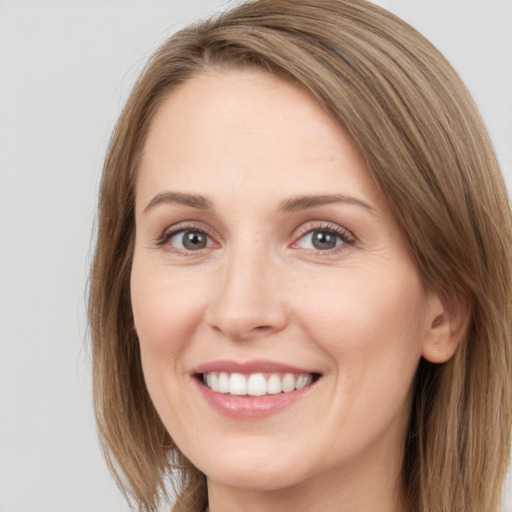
[299,230,343,251]
[171,230,209,251]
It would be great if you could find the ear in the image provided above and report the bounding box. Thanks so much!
[421,291,471,364]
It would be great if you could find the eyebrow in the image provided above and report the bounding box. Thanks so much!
[143,192,212,213]
[142,191,375,215]
[279,194,376,215]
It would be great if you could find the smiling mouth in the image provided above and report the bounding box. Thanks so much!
[198,372,321,397]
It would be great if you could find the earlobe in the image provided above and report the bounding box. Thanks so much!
[421,292,471,364]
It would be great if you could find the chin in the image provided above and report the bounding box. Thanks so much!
[176,434,312,492]
[203,459,306,493]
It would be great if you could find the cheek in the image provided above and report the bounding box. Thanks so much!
[300,269,426,445]
[293,263,427,384]
[130,264,209,427]
[131,264,207,361]
[130,271,208,438]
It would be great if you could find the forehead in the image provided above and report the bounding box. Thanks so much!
[137,68,382,212]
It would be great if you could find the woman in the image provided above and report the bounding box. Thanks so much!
[88,1,512,511]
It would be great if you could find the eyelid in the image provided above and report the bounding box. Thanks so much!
[155,219,355,256]
[290,221,356,252]
[156,220,220,252]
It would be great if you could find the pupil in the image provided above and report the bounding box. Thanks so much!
[183,231,206,250]
[313,231,336,250]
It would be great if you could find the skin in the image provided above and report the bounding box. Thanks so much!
[131,68,460,512]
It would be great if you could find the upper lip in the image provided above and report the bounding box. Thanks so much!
[193,359,319,375]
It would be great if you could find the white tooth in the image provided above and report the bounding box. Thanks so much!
[218,372,230,393]
[206,373,212,388]
[282,373,296,393]
[230,373,247,395]
[295,374,308,389]
[267,373,282,394]
[210,373,219,392]
[247,373,267,396]
[304,374,313,387]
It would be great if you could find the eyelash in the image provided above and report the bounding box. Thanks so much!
[156,221,214,256]
[292,222,355,254]
[156,221,355,256]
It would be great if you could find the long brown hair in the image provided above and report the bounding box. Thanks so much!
[89,1,512,510]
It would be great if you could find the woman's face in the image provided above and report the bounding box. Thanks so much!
[131,69,443,501]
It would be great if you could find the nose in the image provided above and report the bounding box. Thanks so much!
[204,247,288,341]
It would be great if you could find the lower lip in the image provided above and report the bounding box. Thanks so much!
[194,378,317,420]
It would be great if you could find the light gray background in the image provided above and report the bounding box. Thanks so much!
[0,1,510,511]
